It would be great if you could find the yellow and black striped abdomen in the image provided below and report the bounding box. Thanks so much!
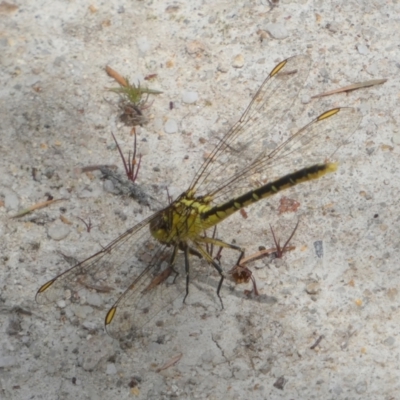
[200,163,337,227]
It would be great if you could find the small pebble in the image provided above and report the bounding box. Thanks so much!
[332,384,343,395]
[106,363,118,375]
[164,118,178,133]
[182,91,198,104]
[0,356,17,368]
[366,62,380,76]
[326,21,339,33]
[136,36,150,55]
[78,187,101,198]
[233,367,249,380]
[232,54,245,68]
[357,43,369,55]
[217,63,228,73]
[103,180,119,195]
[4,190,19,211]
[314,240,324,258]
[201,350,215,363]
[82,321,97,332]
[265,23,289,39]
[57,300,66,308]
[185,40,205,55]
[301,94,311,104]
[306,281,320,295]
[392,129,400,145]
[355,381,368,394]
[47,222,70,241]
[85,292,103,307]
[73,305,93,319]
[383,336,395,346]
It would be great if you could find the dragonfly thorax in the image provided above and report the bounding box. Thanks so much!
[149,192,214,245]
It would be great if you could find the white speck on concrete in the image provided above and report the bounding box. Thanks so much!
[85,292,103,307]
[136,36,150,56]
[265,23,288,39]
[164,118,178,133]
[357,43,369,55]
[301,94,311,104]
[106,363,117,375]
[182,91,198,104]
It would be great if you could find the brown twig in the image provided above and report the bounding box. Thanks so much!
[311,79,387,99]
[156,353,183,372]
[105,65,128,87]
[11,198,64,218]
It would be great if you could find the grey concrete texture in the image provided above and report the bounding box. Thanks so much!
[0,0,399,399]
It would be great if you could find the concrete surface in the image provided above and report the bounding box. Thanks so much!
[0,0,399,399]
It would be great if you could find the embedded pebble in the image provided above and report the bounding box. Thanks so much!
[332,384,343,395]
[82,321,97,332]
[85,292,103,307]
[392,129,400,145]
[366,62,380,76]
[103,180,119,195]
[136,36,150,55]
[214,365,232,379]
[56,300,67,308]
[233,367,249,380]
[4,189,19,211]
[73,305,94,319]
[313,240,324,258]
[265,23,289,39]
[182,91,198,104]
[106,363,117,375]
[0,356,18,368]
[47,222,70,241]
[306,281,320,295]
[301,94,311,104]
[357,43,369,55]
[201,350,216,363]
[355,381,368,394]
[326,21,339,33]
[232,54,244,68]
[217,63,228,73]
[164,118,178,133]
[383,336,395,346]
[185,40,205,55]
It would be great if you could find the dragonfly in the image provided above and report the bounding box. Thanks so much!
[36,55,362,340]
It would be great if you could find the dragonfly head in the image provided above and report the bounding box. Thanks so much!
[150,211,171,244]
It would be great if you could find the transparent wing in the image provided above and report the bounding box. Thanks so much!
[35,212,167,306]
[104,237,224,341]
[36,208,207,340]
[190,54,311,199]
[190,55,361,205]
[104,247,185,340]
[204,107,362,204]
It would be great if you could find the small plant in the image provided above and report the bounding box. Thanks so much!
[106,66,162,127]
[111,131,141,183]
